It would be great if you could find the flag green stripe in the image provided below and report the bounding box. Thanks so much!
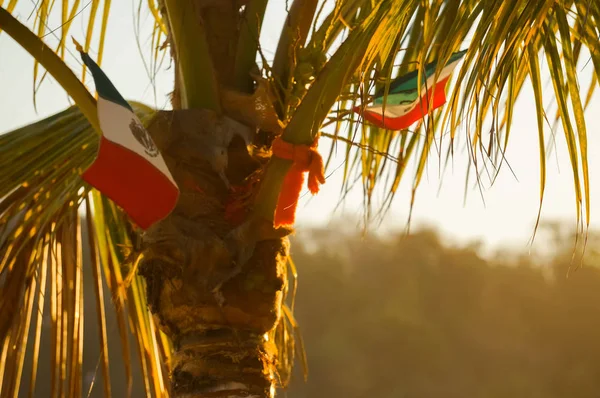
[80,52,133,112]
[373,62,453,106]
[374,49,467,101]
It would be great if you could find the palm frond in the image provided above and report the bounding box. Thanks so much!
[162,0,220,110]
[0,103,171,397]
[0,6,99,132]
[3,1,600,396]
[8,1,600,229]
[262,0,600,232]
[234,0,270,92]
[0,0,112,104]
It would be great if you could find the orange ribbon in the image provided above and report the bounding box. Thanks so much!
[271,136,325,227]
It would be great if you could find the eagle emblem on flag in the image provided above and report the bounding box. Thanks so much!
[129,118,159,157]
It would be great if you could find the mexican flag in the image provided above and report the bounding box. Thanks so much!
[75,42,179,229]
[355,50,467,131]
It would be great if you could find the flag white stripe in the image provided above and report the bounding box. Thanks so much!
[97,98,176,185]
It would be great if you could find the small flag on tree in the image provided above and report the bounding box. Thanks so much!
[74,39,179,229]
[355,50,467,130]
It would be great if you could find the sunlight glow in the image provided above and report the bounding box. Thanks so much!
[14,226,23,238]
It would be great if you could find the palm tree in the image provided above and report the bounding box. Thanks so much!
[1,0,599,397]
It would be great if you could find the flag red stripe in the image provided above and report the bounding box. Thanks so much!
[357,77,450,130]
[82,136,179,229]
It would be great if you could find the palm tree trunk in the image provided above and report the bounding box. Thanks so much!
[139,3,293,396]
[142,109,289,398]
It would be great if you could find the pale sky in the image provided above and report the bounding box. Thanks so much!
[1,1,599,253]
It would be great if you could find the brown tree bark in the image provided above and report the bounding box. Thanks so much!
[142,3,294,395]
[141,109,290,398]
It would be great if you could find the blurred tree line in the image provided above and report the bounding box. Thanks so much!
[17,223,600,397]
[287,224,600,398]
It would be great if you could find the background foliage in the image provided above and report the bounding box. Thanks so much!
[290,224,600,398]
[13,222,600,397]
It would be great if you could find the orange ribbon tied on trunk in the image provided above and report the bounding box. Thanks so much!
[272,136,325,228]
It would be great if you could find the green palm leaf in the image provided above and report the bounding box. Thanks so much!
[0,102,170,397]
